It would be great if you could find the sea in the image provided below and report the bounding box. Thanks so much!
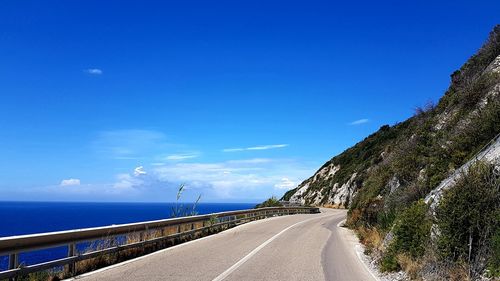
[0,201,256,271]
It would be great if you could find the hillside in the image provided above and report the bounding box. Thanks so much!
[282,25,500,280]
[283,25,500,208]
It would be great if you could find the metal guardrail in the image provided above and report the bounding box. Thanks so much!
[0,206,319,280]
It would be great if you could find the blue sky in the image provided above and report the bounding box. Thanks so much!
[0,1,499,202]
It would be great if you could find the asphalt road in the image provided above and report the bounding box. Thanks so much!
[73,209,376,281]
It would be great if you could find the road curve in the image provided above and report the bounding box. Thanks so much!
[73,208,376,281]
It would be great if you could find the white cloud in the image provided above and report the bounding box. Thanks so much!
[223,144,288,152]
[114,173,141,189]
[134,166,147,176]
[274,178,295,189]
[85,68,103,75]
[115,166,148,189]
[348,118,369,125]
[165,153,198,161]
[60,178,81,186]
[152,158,312,199]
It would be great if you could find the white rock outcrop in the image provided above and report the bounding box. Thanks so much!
[288,162,359,207]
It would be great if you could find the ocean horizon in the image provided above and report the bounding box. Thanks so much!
[0,201,258,237]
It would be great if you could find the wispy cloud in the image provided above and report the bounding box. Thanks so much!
[348,118,369,125]
[60,178,81,186]
[85,68,103,75]
[115,166,148,189]
[114,173,142,189]
[134,166,147,176]
[165,153,199,161]
[223,144,288,152]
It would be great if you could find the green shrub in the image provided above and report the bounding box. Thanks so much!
[381,248,400,272]
[281,187,298,201]
[377,209,397,231]
[487,214,500,277]
[436,161,500,277]
[255,196,283,208]
[393,200,431,258]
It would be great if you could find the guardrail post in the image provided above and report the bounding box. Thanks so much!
[9,253,18,281]
[67,243,76,275]
[142,226,149,241]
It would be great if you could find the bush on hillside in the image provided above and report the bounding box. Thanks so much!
[392,200,431,259]
[381,247,400,272]
[489,224,500,277]
[436,161,500,278]
[380,200,431,273]
[255,196,283,208]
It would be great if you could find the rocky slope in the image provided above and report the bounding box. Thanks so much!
[282,26,500,213]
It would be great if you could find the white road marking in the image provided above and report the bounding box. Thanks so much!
[212,214,330,281]
[337,219,380,281]
[354,245,380,281]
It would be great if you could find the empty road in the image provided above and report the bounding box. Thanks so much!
[73,209,376,281]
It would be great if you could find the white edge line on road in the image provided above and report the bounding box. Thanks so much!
[212,214,330,281]
[354,245,380,281]
[65,216,284,280]
[337,219,380,281]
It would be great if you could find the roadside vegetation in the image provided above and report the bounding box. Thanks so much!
[350,161,500,280]
[255,196,283,208]
[436,162,500,279]
[171,183,202,217]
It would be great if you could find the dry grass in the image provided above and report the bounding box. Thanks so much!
[396,254,422,280]
[447,263,471,281]
[346,209,362,226]
[70,227,190,277]
[69,221,227,278]
[357,226,383,252]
